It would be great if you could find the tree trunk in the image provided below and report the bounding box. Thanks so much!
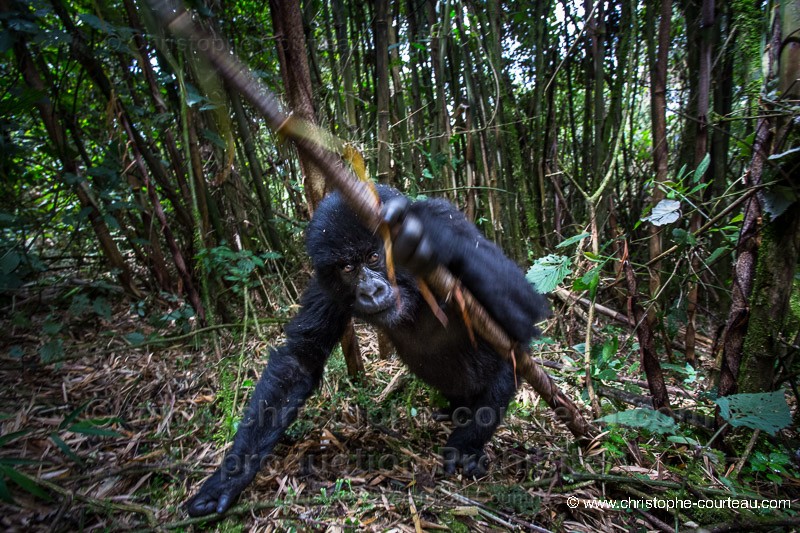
[374,0,392,182]
[737,0,800,393]
[717,119,771,400]
[647,0,671,321]
[270,0,328,210]
[332,0,357,131]
[684,0,714,367]
[270,0,363,377]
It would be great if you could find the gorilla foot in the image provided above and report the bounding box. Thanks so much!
[441,447,489,478]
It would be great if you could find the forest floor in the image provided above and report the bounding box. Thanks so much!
[1,292,798,532]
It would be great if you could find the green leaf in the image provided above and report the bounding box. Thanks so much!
[715,391,791,435]
[184,83,205,106]
[201,128,226,149]
[0,465,51,502]
[59,401,91,430]
[572,266,600,299]
[675,163,689,182]
[0,429,31,447]
[42,321,63,336]
[49,433,84,465]
[68,419,122,438]
[761,186,796,220]
[92,296,112,320]
[705,246,729,266]
[78,13,116,34]
[124,332,146,346]
[595,408,677,435]
[601,337,619,362]
[39,339,64,363]
[0,251,20,275]
[671,228,696,246]
[556,232,591,249]
[68,294,91,316]
[693,153,710,183]
[525,254,571,294]
[667,435,701,446]
[0,474,13,504]
[68,424,121,438]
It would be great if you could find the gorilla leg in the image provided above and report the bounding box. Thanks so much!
[441,360,517,477]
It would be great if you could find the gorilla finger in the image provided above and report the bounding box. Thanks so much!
[381,196,410,227]
[187,496,218,517]
[393,215,424,263]
[217,493,234,514]
[463,458,488,478]
[405,235,436,275]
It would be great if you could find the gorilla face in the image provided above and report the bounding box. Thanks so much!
[305,187,418,329]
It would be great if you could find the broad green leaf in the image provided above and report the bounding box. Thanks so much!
[78,13,115,34]
[526,254,571,294]
[184,83,204,106]
[595,408,676,435]
[39,339,64,363]
[201,128,226,149]
[0,251,20,275]
[42,321,63,336]
[672,228,696,246]
[92,296,112,320]
[762,186,795,220]
[125,332,146,345]
[715,391,791,435]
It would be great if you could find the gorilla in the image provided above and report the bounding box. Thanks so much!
[186,185,550,516]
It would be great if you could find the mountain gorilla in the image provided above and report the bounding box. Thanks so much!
[186,185,550,517]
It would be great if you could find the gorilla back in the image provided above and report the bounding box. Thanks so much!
[186,185,550,517]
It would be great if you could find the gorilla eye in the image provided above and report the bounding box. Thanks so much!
[367,252,380,266]
[341,263,355,273]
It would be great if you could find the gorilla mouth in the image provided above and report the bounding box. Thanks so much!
[357,288,402,321]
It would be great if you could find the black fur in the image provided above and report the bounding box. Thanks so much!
[186,185,550,517]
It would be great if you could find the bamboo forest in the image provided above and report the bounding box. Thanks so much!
[1,0,799,530]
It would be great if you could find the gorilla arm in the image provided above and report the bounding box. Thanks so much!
[386,197,551,346]
[186,280,350,517]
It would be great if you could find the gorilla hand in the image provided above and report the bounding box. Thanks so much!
[381,196,437,275]
[186,455,258,517]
